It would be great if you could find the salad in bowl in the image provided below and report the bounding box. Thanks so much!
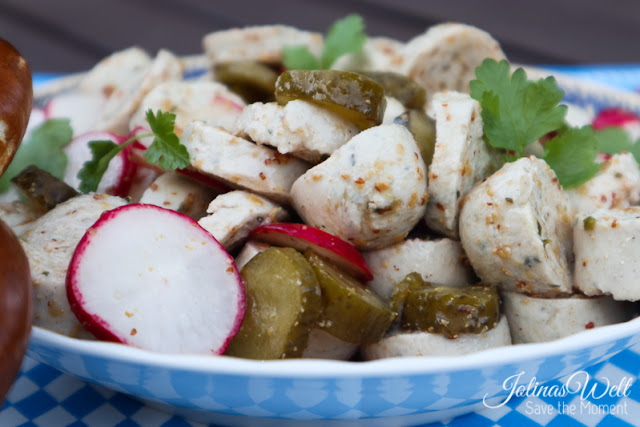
[4,14,640,423]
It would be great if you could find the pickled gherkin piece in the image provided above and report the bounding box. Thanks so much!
[399,277,500,338]
[275,70,386,130]
[304,249,396,344]
[214,61,278,103]
[389,272,423,315]
[225,247,322,359]
[361,71,426,109]
[12,165,79,212]
[394,110,436,167]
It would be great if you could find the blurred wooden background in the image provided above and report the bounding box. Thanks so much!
[2,0,640,73]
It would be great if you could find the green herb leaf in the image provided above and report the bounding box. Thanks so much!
[282,14,366,71]
[0,119,73,193]
[595,127,633,154]
[142,110,189,170]
[543,126,601,187]
[321,14,366,69]
[77,140,124,193]
[78,109,188,193]
[470,59,567,155]
[282,46,320,70]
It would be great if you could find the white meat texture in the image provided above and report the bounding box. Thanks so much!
[130,80,246,138]
[574,207,640,301]
[425,91,502,238]
[459,156,574,295]
[363,238,476,299]
[182,122,310,204]
[20,194,127,338]
[233,100,359,163]
[198,190,288,250]
[290,124,428,249]
[566,153,640,215]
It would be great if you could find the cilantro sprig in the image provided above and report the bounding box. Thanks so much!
[78,109,189,193]
[470,58,621,188]
[283,14,366,70]
[0,119,73,193]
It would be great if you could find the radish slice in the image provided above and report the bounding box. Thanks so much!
[592,108,640,141]
[250,222,374,281]
[45,92,105,135]
[63,131,136,197]
[66,204,245,354]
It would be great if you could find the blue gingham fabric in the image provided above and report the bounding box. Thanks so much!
[4,69,640,427]
[4,343,640,426]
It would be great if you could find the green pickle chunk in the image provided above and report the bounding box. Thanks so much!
[360,71,426,109]
[304,249,396,344]
[214,61,279,103]
[225,247,322,359]
[395,274,500,338]
[275,70,386,130]
[393,109,436,167]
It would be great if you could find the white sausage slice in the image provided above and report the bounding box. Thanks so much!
[425,91,502,238]
[290,124,428,249]
[302,328,358,361]
[234,100,359,163]
[203,25,323,66]
[362,316,511,359]
[574,207,640,301]
[363,238,476,300]
[502,292,633,343]
[182,122,310,204]
[198,190,288,250]
[19,194,127,338]
[402,23,506,102]
[566,153,640,215]
[459,156,574,296]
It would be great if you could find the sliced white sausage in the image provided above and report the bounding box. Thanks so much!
[203,25,323,66]
[139,172,219,220]
[19,194,128,338]
[302,328,359,361]
[290,124,428,249]
[198,190,288,250]
[381,97,406,125]
[0,200,42,235]
[362,316,511,359]
[402,23,507,102]
[79,47,152,96]
[502,292,633,343]
[459,156,574,295]
[234,240,271,271]
[566,153,640,215]
[363,238,476,300]
[182,122,311,204]
[425,91,502,238]
[95,49,184,134]
[574,208,640,301]
[129,80,246,138]
[332,37,404,73]
[233,100,359,163]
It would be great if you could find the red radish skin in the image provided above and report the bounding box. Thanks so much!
[592,108,640,130]
[63,131,137,197]
[250,222,374,281]
[66,204,246,354]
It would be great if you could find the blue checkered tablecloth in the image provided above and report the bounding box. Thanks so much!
[4,69,640,427]
[4,343,640,427]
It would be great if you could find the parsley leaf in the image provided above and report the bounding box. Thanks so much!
[470,59,567,155]
[282,14,366,70]
[77,140,123,194]
[78,109,188,193]
[282,46,320,70]
[0,119,73,193]
[543,126,601,187]
[595,127,633,154]
[143,110,189,170]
